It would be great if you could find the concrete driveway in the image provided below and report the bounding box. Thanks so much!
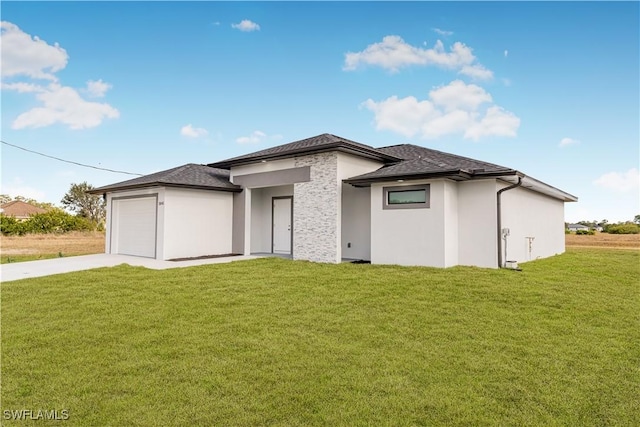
[1,254,259,282]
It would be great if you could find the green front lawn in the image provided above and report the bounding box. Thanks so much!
[1,254,63,264]
[2,249,638,426]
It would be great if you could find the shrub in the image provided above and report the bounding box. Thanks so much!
[606,223,640,234]
[0,210,94,235]
[575,229,589,235]
[0,214,27,236]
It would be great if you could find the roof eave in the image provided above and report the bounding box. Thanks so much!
[344,169,524,186]
[87,182,242,195]
[344,169,474,186]
[209,144,401,169]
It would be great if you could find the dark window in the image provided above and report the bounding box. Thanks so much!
[383,185,430,210]
[388,189,427,205]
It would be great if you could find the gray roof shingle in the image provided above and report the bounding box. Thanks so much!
[209,133,400,168]
[89,164,241,194]
[345,144,516,183]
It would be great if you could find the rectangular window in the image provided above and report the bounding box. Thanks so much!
[383,184,430,209]
[388,189,427,204]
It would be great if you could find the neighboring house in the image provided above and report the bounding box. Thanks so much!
[89,133,577,268]
[0,200,47,221]
[567,223,590,232]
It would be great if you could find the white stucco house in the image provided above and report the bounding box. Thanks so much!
[567,223,590,232]
[89,134,577,268]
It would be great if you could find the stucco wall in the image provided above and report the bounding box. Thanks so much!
[340,184,371,260]
[232,191,245,254]
[457,180,498,268]
[338,153,383,261]
[230,158,295,181]
[370,179,447,267]
[106,187,165,258]
[443,180,459,267]
[293,152,339,263]
[162,187,233,260]
[500,184,565,263]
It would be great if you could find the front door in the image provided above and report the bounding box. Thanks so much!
[272,197,292,254]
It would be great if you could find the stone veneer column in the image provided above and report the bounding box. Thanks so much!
[293,152,339,263]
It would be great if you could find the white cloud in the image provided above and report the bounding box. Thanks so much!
[0,21,68,81]
[559,137,579,147]
[464,106,520,140]
[504,50,509,57]
[344,36,492,80]
[85,79,112,98]
[433,28,453,36]
[11,83,120,130]
[1,21,119,130]
[362,80,519,140]
[236,130,268,144]
[362,96,439,138]
[594,168,640,193]
[231,20,260,32]
[429,80,492,111]
[180,124,209,138]
[1,82,44,93]
[459,64,494,80]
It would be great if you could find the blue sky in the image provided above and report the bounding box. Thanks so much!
[1,1,638,222]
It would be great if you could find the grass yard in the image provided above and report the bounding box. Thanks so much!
[2,248,639,426]
[0,232,105,264]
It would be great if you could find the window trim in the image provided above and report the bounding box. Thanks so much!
[383,184,430,210]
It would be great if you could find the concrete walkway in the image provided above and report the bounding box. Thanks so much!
[0,253,260,282]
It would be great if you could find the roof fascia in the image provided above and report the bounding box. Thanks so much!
[87,182,242,195]
[209,144,401,169]
[343,169,473,186]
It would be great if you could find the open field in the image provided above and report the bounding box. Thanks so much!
[2,248,638,426]
[565,232,640,249]
[0,231,105,263]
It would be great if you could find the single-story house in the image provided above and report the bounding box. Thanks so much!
[567,223,590,232]
[0,200,47,220]
[89,133,577,268]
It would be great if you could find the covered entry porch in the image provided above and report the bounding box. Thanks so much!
[234,185,295,257]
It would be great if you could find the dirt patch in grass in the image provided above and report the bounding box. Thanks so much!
[0,231,105,256]
[566,232,639,249]
[168,253,242,261]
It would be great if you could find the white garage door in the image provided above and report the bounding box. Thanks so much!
[113,196,157,258]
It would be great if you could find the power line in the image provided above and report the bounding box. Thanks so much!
[1,140,144,176]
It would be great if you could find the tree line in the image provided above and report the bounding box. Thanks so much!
[567,215,640,234]
[1,182,105,236]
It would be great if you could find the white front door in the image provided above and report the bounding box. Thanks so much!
[272,197,292,254]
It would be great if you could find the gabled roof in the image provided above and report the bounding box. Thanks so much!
[88,164,241,194]
[209,133,401,168]
[0,200,48,218]
[345,144,517,184]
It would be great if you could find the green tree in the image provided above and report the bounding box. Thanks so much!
[634,214,640,225]
[61,182,105,225]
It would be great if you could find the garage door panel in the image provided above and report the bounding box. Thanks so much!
[113,197,157,258]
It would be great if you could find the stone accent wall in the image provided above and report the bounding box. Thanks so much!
[293,152,339,263]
